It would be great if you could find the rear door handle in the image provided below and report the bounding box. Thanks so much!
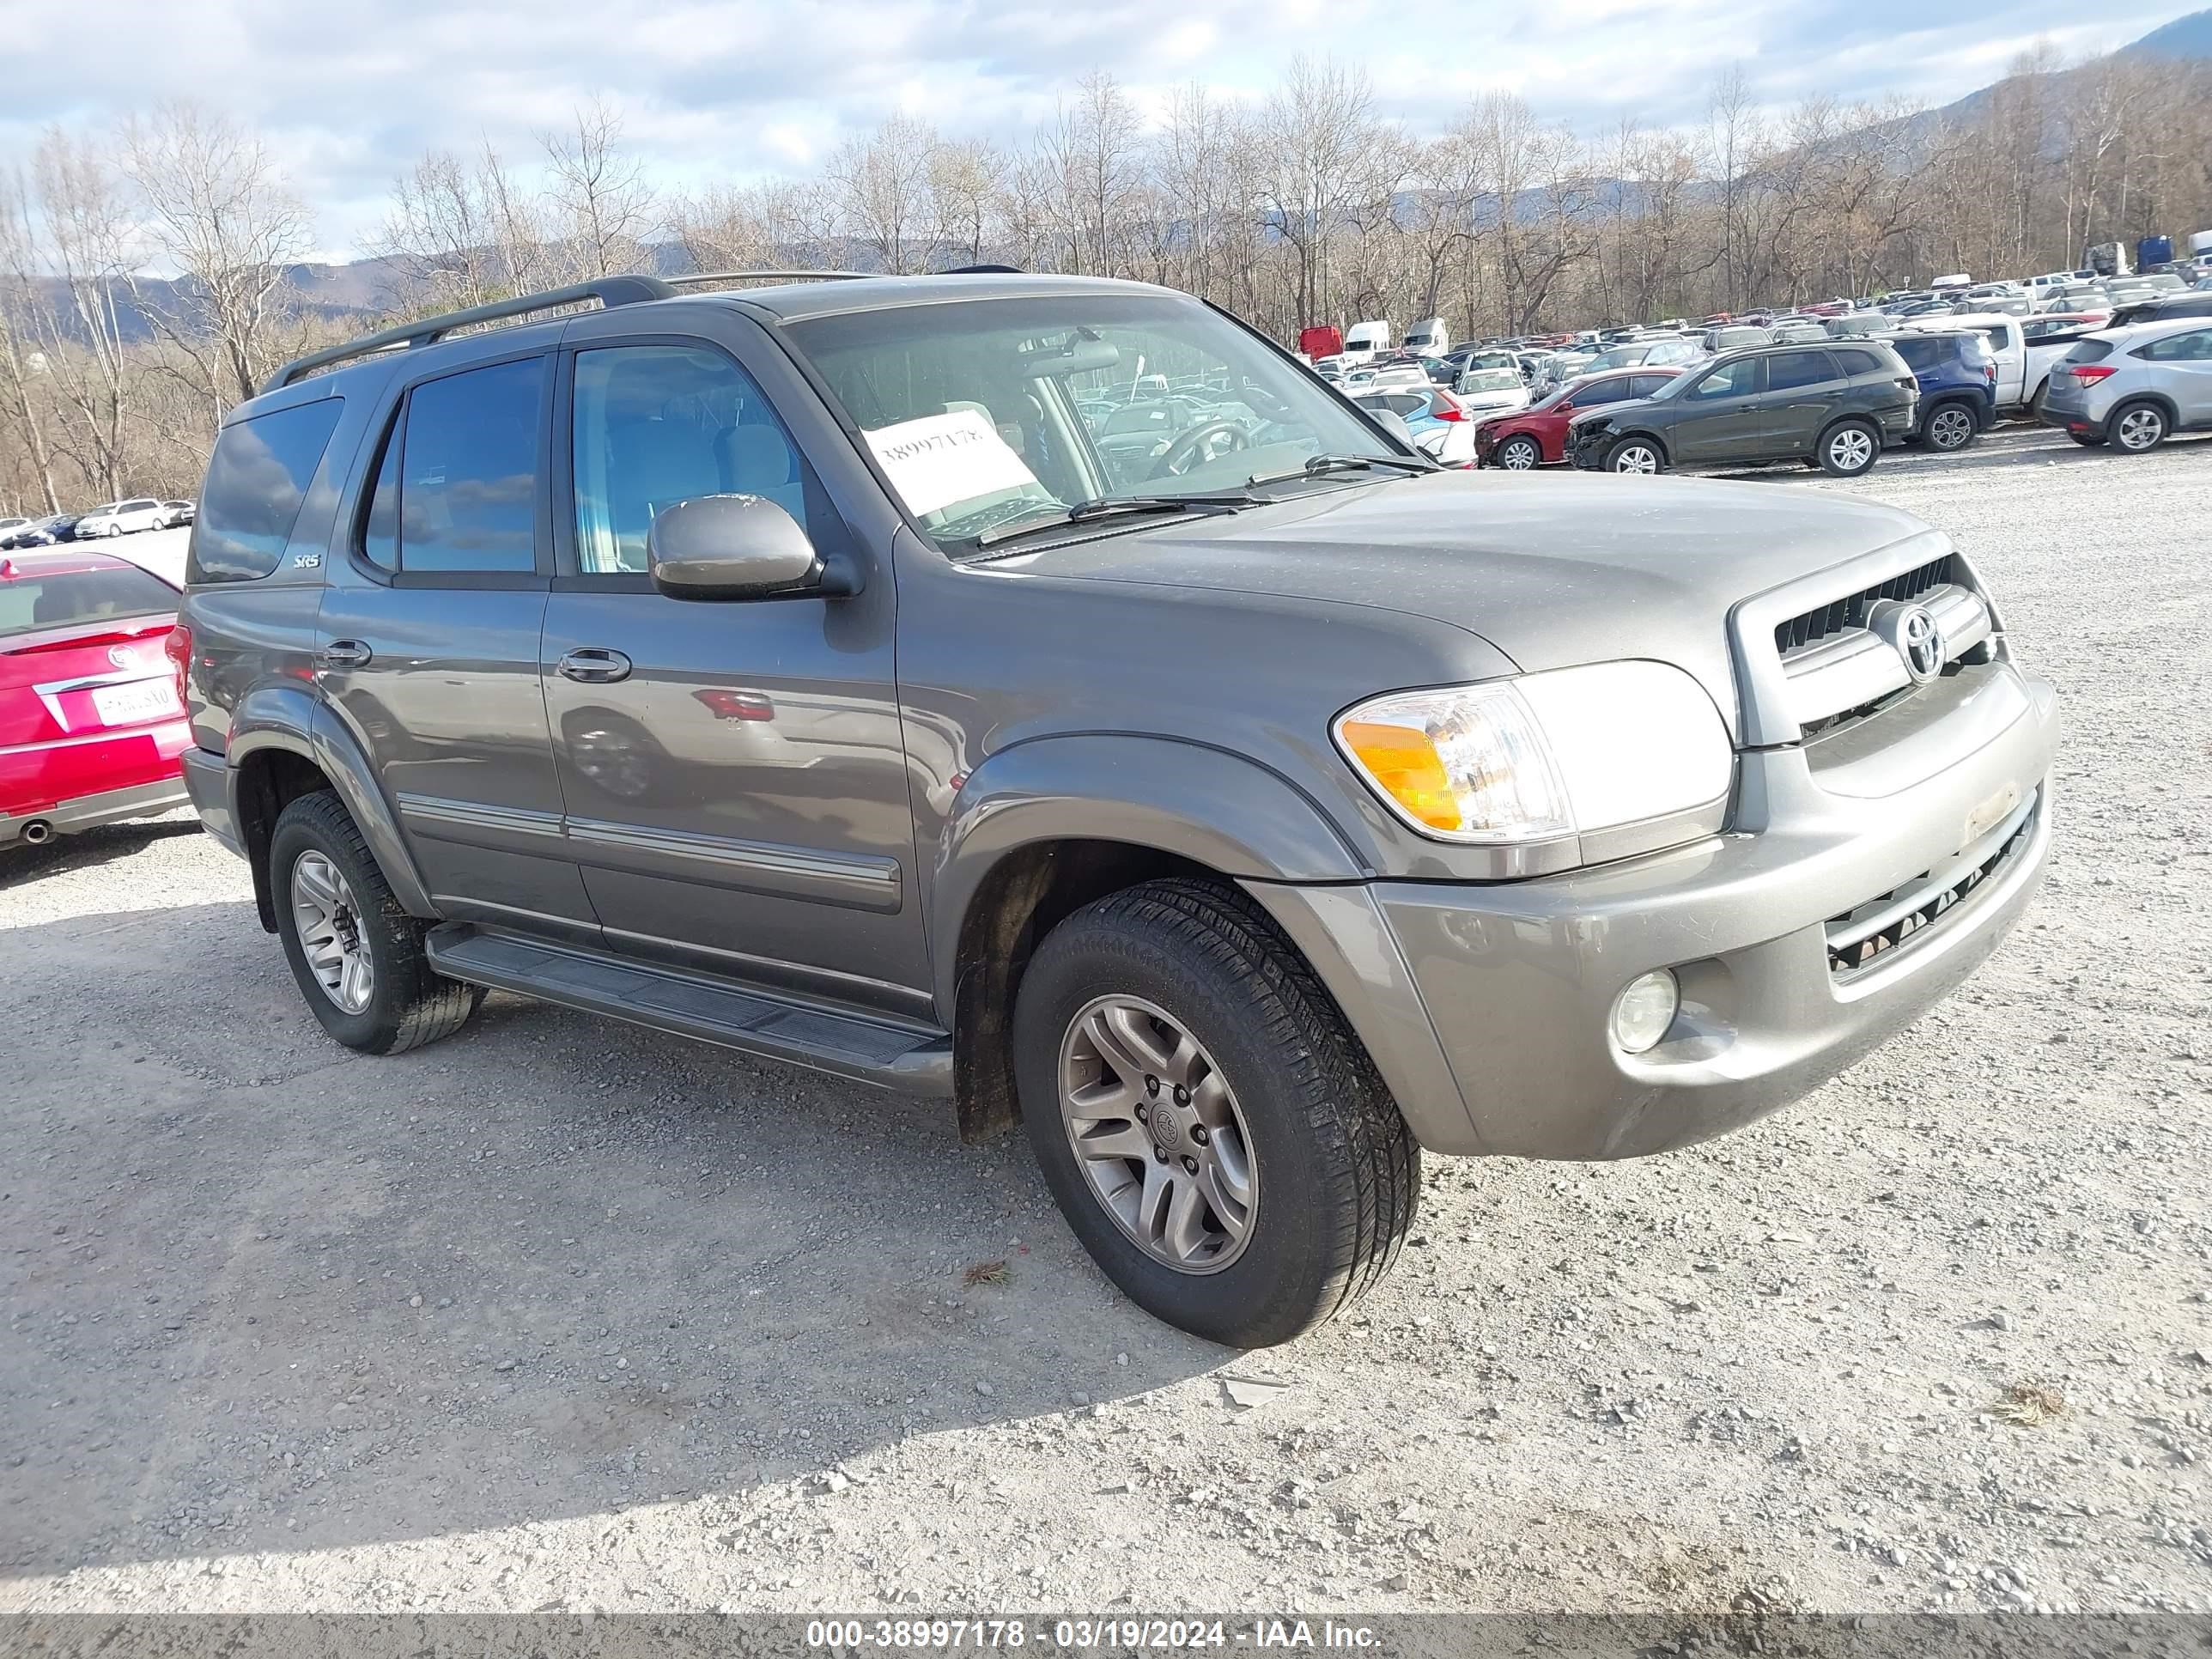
[319,640,373,670]
[557,647,633,684]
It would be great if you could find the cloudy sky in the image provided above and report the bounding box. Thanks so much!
[3,0,2199,258]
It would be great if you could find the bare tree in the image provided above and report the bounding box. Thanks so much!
[1255,58,1384,327]
[929,139,1006,268]
[828,113,940,273]
[541,99,657,279]
[375,142,554,310]
[118,100,313,413]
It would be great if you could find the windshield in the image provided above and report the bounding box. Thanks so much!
[1459,369,1522,392]
[785,295,1395,544]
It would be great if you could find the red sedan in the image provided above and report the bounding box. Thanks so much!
[1,549,192,848]
[1474,366,1687,470]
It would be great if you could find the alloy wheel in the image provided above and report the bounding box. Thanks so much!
[1057,994,1257,1274]
[1928,407,1974,450]
[1499,438,1540,470]
[2115,407,2165,451]
[291,850,374,1014]
[1828,428,1875,471]
[1611,444,1659,475]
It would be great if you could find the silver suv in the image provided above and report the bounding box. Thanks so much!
[2039,315,2212,450]
[174,272,2057,1346]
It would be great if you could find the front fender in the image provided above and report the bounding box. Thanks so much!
[226,684,435,921]
[927,733,1366,1020]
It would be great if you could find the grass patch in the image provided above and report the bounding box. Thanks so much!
[963,1259,1012,1289]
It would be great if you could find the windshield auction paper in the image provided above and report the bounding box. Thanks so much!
[863,409,1040,517]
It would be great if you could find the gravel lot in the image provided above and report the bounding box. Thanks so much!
[3,424,2209,1620]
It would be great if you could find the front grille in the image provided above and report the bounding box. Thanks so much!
[1775,555,1955,656]
[1824,790,2038,976]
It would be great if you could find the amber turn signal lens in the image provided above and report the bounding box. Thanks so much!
[1338,719,1458,831]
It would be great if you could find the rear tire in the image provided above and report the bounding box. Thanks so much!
[2110,400,2168,453]
[1817,418,1881,477]
[269,791,483,1055]
[1014,879,1419,1348]
[1924,402,1978,453]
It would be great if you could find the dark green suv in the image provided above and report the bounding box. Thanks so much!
[1567,341,1918,477]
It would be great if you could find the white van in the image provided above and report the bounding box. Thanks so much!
[1401,317,1449,356]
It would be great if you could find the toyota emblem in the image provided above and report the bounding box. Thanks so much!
[1869,600,1946,687]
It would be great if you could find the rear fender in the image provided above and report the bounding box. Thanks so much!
[226,682,434,924]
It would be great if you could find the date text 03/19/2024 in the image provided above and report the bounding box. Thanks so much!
[804,1618,1383,1649]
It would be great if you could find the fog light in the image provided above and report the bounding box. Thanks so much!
[1612,969,1680,1054]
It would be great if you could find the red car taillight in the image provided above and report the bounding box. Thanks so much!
[164,623,192,708]
[2069,364,2118,383]
[693,688,775,721]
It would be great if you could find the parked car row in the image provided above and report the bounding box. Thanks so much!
[0,500,193,550]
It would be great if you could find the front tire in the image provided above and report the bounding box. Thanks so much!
[269,791,483,1055]
[1497,434,1542,471]
[1818,418,1881,477]
[1606,437,1664,475]
[1014,879,1419,1347]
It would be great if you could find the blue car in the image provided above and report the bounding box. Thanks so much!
[1881,331,1997,453]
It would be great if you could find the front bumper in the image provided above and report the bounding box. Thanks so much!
[1249,663,2057,1161]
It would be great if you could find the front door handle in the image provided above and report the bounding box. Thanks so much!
[319,640,373,670]
[557,647,633,684]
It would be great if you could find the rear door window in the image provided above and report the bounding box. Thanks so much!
[1889,337,1939,373]
[1766,351,1839,392]
[363,356,547,575]
[189,398,346,583]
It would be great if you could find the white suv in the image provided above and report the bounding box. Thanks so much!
[75,499,167,538]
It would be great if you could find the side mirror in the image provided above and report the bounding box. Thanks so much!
[1557,401,1577,416]
[647,495,856,603]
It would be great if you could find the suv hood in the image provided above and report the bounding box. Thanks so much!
[1002,470,1936,742]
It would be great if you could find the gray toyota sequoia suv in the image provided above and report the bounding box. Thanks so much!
[175,272,2057,1346]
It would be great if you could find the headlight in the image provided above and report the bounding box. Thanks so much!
[1334,662,1733,844]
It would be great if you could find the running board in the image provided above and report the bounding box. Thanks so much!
[425,924,952,1097]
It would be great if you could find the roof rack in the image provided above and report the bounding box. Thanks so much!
[664,270,875,288]
[261,264,1023,395]
[261,275,676,392]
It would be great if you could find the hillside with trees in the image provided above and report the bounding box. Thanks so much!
[3,24,2208,511]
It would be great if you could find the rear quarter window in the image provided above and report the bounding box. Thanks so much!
[188,398,346,584]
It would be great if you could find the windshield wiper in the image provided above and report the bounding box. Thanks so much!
[1245,452,1437,488]
[974,493,1261,547]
